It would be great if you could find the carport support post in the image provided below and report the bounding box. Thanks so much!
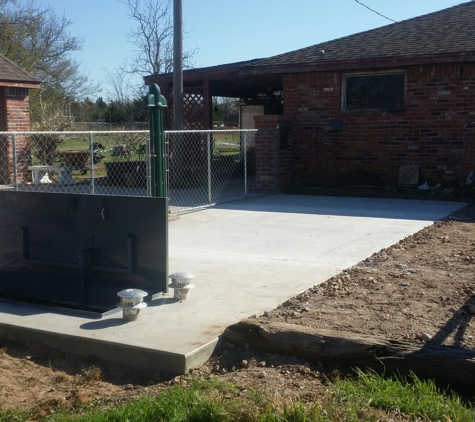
[145,84,168,197]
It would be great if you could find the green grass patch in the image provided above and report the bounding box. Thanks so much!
[48,378,235,422]
[0,409,29,422]
[6,370,475,421]
[332,369,475,421]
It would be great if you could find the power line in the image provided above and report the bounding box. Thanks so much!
[354,0,397,23]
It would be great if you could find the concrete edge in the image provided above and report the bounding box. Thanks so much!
[0,323,188,376]
[184,336,222,373]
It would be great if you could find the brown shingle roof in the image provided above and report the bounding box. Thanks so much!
[0,53,40,88]
[145,1,475,96]
[252,1,475,70]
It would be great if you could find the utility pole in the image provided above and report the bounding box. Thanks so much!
[173,0,183,130]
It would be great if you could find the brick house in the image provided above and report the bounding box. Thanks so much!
[146,2,475,190]
[0,53,40,183]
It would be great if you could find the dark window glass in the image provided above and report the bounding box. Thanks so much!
[345,74,405,111]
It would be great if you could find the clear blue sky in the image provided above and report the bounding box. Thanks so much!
[33,0,467,99]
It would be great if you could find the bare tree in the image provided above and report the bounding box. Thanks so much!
[120,0,196,77]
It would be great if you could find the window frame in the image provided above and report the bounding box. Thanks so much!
[341,71,406,112]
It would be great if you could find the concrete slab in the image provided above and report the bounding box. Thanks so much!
[0,195,467,375]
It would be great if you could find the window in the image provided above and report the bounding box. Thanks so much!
[6,87,28,98]
[342,73,405,111]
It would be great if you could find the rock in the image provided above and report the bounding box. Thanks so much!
[240,360,249,368]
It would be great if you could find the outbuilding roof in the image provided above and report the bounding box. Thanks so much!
[0,53,40,89]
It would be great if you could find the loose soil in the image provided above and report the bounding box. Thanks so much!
[1,199,475,419]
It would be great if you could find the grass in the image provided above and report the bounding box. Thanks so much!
[331,369,475,421]
[0,409,29,422]
[4,370,473,422]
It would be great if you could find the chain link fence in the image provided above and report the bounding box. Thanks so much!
[0,131,150,196]
[0,129,259,213]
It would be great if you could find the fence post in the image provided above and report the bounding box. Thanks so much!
[146,132,152,197]
[89,132,95,194]
[11,133,18,190]
[244,132,248,199]
[207,132,212,204]
[274,126,280,194]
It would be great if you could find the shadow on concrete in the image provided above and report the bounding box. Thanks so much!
[215,194,467,221]
[80,318,128,330]
[147,297,180,307]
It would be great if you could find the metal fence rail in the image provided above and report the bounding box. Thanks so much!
[0,129,258,213]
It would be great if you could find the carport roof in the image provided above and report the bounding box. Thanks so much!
[145,1,475,97]
[145,58,284,98]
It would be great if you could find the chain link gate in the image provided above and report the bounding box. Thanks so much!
[166,129,257,213]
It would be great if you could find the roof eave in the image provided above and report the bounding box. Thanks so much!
[144,59,263,85]
[242,52,475,75]
[0,80,41,89]
[144,52,475,87]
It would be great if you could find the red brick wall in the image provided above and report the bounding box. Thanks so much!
[0,89,31,183]
[281,63,475,188]
[254,115,293,191]
[6,91,31,131]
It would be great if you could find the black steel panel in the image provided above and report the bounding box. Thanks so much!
[0,191,168,311]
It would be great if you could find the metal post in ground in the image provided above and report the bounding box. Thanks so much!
[207,132,212,204]
[89,132,95,194]
[274,126,280,194]
[244,132,248,199]
[11,133,18,190]
[146,133,152,197]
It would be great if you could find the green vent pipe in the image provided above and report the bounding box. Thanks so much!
[145,84,167,197]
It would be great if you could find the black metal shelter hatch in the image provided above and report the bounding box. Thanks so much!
[0,191,168,313]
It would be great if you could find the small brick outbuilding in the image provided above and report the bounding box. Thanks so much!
[146,2,475,190]
[0,53,40,184]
